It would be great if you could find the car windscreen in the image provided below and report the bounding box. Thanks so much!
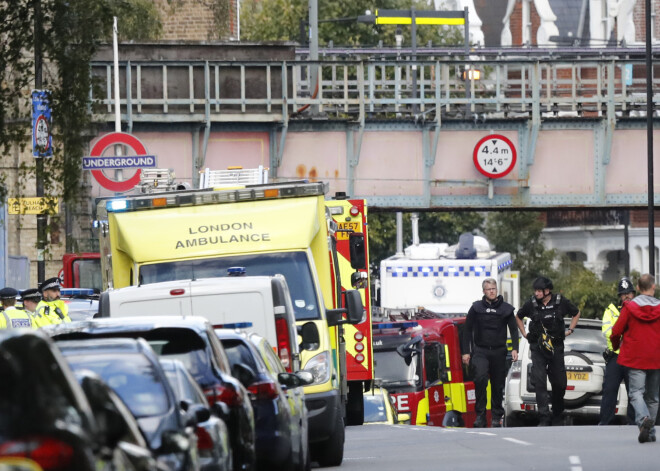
[565,326,607,354]
[65,353,170,418]
[374,350,420,389]
[139,251,321,320]
[364,395,388,423]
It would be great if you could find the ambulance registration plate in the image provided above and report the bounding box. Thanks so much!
[566,372,589,381]
[337,222,360,240]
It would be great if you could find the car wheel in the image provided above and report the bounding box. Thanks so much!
[505,413,523,427]
[313,410,344,467]
[564,351,595,408]
[346,382,364,426]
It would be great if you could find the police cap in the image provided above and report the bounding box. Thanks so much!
[20,288,41,302]
[39,277,62,293]
[532,276,553,291]
[0,287,19,300]
[617,277,635,295]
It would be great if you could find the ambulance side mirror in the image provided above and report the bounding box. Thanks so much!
[344,290,364,324]
[349,233,366,270]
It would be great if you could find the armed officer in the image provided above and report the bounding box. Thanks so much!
[462,278,519,428]
[36,277,72,324]
[0,287,34,329]
[516,277,580,426]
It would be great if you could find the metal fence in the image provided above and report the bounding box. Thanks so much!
[90,48,660,125]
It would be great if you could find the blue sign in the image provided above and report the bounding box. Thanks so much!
[624,64,633,87]
[32,90,52,158]
[82,155,157,170]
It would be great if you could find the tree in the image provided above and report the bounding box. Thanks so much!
[369,211,484,270]
[484,211,558,305]
[0,0,161,203]
[554,258,617,319]
[240,0,465,47]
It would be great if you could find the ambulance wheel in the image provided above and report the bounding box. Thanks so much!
[346,382,364,426]
[314,411,344,467]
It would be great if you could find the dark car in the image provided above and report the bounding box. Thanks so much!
[0,330,153,471]
[47,316,256,471]
[216,329,312,471]
[160,358,233,471]
[54,337,201,471]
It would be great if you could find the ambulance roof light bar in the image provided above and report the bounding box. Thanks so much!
[103,181,328,213]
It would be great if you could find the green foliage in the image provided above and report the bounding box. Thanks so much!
[368,211,484,269]
[555,258,617,320]
[0,0,161,204]
[485,212,558,305]
[240,0,465,47]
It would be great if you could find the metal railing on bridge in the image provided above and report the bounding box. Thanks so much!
[90,47,660,127]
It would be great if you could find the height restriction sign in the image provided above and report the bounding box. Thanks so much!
[473,134,517,179]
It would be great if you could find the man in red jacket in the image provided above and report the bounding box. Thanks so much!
[611,273,660,443]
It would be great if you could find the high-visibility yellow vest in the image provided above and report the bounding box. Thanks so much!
[602,303,621,353]
[0,306,34,329]
[36,300,72,324]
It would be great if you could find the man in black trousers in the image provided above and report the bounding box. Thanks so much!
[462,278,519,428]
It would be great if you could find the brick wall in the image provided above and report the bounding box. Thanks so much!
[633,0,660,43]
[153,0,237,41]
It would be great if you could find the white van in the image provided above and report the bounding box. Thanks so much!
[97,275,307,372]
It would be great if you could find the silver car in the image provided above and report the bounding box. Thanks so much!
[504,318,628,426]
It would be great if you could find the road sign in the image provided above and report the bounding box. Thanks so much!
[473,134,517,179]
[86,132,155,192]
[32,90,52,158]
[8,197,59,215]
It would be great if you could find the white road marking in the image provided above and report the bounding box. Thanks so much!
[502,437,532,446]
[569,455,582,471]
[466,432,497,436]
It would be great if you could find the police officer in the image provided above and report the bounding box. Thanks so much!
[0,287,34,329]
[599,277,636,425]
[462,278,519,428]
[20,288,50,328]
[36,277,72,324]
[516,277,580,426]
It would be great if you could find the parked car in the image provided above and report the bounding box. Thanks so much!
[160,358,232,471]
[363,387,402,425]
[0,330,154,471]
[60,288,99,321]
[216,329,312,471]
[54,337,201,470]
[504,318,628,426]
[47,316,256,471]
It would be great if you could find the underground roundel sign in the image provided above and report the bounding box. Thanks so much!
[473,134,517,179]
[87,132,150,192]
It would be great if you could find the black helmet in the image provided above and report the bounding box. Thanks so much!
[617,277,635,295]
[532,277,553,291]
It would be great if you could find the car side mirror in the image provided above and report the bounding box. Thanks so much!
[211,401,230,422]
[159,430,190,454]
[277,372,300,388]
[185,403,211,427]
[397,413,411,424]
[344,290,363,324]
[294,371,314,386]
[349,233,367,270]
[297,322,320,351]
[232,363,257,388]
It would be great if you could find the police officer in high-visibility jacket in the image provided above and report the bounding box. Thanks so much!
[0,287,34,329]
[599,277,636,425]
[36,277,72,324]
[20,288,50,328]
